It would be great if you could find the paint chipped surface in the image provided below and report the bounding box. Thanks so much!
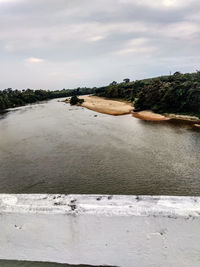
[0,194,200,218]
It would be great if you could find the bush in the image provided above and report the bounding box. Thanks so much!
[70,96,84,105]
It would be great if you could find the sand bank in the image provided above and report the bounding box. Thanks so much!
[165,113,200,122]
[79,95,133,115]
[65,95,200,124]
[133,111,170,121]
[133,110,200,123]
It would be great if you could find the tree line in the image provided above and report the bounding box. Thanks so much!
[0,87,93,111]
[1,71,200,117]
[95,71,200,117]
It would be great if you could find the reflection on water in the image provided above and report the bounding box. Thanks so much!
[0,98,199,196]
[0,111,9,120]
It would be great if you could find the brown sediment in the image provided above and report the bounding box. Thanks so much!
[165,113,200,123]
[79,95,133,116]
[133,110,200,123]
[133,111,170,121]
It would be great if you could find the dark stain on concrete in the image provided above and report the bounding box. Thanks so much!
[0,260,118,267]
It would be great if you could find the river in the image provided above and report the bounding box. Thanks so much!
[0,98,200,196]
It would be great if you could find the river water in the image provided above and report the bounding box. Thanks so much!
[0,98,200,196]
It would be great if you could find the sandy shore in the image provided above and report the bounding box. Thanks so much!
[133,111,170,121]
[65,95,200,123]
[165,113,200,122]
[79,95,133,115]
[133,110,200,123]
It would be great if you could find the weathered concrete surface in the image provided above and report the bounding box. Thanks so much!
[0,260,108,266]
[0,194,200,267]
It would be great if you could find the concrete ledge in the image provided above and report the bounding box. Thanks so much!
[0,194,200,267]
[1,194,200,217]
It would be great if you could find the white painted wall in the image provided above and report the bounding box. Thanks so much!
[0,194,200,267]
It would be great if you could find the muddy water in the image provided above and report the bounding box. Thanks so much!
[0,98,199,196]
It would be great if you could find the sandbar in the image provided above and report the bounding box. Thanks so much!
[79,95,133,116]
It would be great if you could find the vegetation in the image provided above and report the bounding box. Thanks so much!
[1,71,199,117]
[70,95,84,105]
[0,87,92,111]
[95,71,200,117]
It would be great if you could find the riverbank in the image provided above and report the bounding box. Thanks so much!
[79,95,133,115]
[133,110,200,125]
[166,113,200,122]
[132,111,170,121]
[77,96,200,124]
[65,95,200,126]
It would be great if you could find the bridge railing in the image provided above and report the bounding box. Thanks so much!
[0,194,199,267]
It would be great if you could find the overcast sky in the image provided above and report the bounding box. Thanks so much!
[0,0,200,90]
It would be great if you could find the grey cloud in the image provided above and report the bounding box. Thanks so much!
[0,0,200,89]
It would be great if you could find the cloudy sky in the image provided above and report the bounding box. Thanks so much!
[0,0,200,90]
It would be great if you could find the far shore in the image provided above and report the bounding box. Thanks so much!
[132,111,170,121]
[78,95,133,116]
[133,110,200,124]
[65,95,200,126]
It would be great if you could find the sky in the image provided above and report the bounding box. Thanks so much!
[0,0,200,90]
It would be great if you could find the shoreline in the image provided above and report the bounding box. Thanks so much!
[132,111,170,121]
[133,110,200,125]
[65,95,200,126]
